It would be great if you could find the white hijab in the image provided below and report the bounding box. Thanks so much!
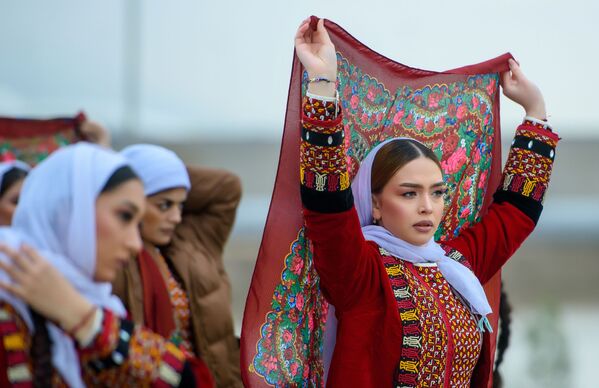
[121,144,190,196]
[0,142,130,388]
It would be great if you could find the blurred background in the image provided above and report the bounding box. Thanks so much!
[1,1,597,386]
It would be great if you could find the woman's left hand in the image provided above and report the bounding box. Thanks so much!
[80,119,111,148]
[501,58,547,120]
[0,244,94,333]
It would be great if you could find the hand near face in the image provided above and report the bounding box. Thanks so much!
[0,244,94,334]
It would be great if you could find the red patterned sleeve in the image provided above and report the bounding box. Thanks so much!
[0,303,33,387]
[444,120,560,283]
[79,309,196,387]
[301,95,383,311]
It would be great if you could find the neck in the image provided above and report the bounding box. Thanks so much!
[142,241,160,257]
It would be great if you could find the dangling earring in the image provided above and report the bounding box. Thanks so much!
[372,218,379,225]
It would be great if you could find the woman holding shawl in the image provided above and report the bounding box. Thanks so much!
[0,143,212,386]
[295,18,559,387]
[113,144,242,388]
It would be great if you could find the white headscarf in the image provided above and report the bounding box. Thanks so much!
[0,160,31,193]
[0,142,130,388]
[121,144,190,196]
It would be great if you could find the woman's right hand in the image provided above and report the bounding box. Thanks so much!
[294,17,337,97]
[0,244,95,339]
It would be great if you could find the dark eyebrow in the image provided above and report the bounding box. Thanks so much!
[122,200,141,214]
[399,182,446,189]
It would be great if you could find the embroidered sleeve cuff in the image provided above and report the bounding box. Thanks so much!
[303,94,339,120]
[300,96,353,212]
[80,311,189,386]
[79,309,130,364]
[523,116,554,132]
[493,123,559,224]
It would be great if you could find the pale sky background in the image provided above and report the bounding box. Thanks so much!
[1,0,597,140]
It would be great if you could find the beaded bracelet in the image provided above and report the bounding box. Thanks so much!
[307,76,333,84]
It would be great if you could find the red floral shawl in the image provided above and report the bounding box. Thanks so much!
[0,112,86,164]
[241,17,511,387]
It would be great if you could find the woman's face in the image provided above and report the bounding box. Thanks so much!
[0,178,25,226]
[95,179,146,282]
[140,187,187,246]
[372,157,446,246]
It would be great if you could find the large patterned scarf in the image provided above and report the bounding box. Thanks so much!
[0,112,85,165]
[241,17,510,387]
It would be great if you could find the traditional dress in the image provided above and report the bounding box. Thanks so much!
[0,143,207,387]
[300,95,558,387]
[241,17,556,388]
[115,144,243,388]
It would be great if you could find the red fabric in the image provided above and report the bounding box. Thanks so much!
[0,112,85,138]
[188,357,216,388]
[241,17,511,387]
[0,112,86,165]
[137,249,176,338]
[303,202,534,388]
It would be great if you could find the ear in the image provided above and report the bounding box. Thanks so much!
[371,194,382,222]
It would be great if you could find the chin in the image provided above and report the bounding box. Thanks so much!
[156,235,173,246]
[93,271,114,283]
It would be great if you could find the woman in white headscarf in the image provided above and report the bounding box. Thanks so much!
[0,160,30,226]
[114,144,242,388]
[0,143,212,387]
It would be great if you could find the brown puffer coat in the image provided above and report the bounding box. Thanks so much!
[112,166,242,387]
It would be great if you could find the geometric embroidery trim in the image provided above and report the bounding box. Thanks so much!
[304,96,339,120]
[300,140,350,192]
[0,304,33,385]
[301,126,345,147]
[511,135,555,160]
[380,248,422,388]
[499,125,557,204]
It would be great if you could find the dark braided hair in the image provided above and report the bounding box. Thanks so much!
[30,309,54,387]
[493,281,512,388]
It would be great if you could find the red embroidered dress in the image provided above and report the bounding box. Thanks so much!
[0,302,193,387]
[300,95,558,387]
[159,255,194,354]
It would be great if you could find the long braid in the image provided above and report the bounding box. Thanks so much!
[30,309,54,387]
[493,281,512,388]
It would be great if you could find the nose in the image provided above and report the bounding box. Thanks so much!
[168,207,182,225]
[419,194,434,214]
[125,225,143,256]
